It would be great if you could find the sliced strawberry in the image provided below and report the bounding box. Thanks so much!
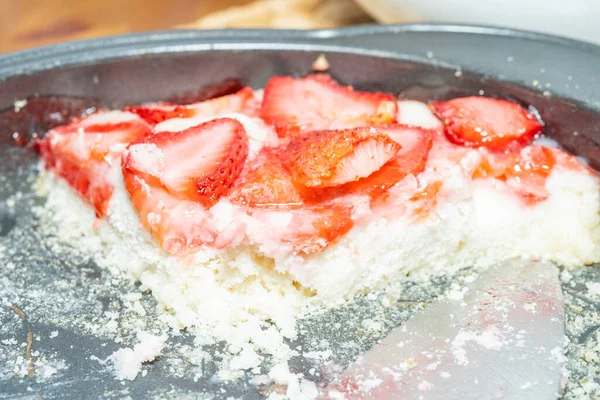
[473,145,556,203]
[430,96,543,152]
[38,110,152,217]
[305,204,354,252]
[230,148,304,208]
[304,125,433,202]
[410,181,444,219]
[286,127,400,188]
[123,118,249,208]
[261,74,397,136]
[127,87,257,125]
[126,103,195,125]
[42,111,152,163]
[123,172,216,254]
[377,125,434,177]
[283,204,354,254]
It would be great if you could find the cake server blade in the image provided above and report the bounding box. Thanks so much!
[325,259,566,400]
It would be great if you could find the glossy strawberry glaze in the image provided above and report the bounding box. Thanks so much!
[39,84,591,258]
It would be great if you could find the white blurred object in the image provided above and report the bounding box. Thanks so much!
[354,0,600,44]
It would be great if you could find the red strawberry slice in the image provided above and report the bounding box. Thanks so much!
[261,74,397,136]
[123,118,249,208]
[410,180,444,219]
[301,125,433,202]
[42,111,152,164]
[38,110,152,217]
[286,127,401,188]
[430,96,543,152]
[124,173,216,254]
[127,104,195,125]
[127,87,256,125]
[290,204,354,254]
[377,125,434,177]
[335,125,433,198]
[473,145,556,203]
[230,148,304,208]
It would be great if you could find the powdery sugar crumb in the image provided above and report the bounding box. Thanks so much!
[446,283,468,301]
[418,379,432,392]
[451,326,504,366]
[111,331,167,381]
[585,282,600,297]
[267,362,319,400]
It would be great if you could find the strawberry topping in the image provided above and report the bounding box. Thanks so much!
[127,87,257,125]
[38,110,152,216]
[377,125,434,180]
[304,125,433,201]
[42,72,588,259]
[261,74,397,136]
[123,173,216,254]
[286,127,401,188]
[230,148,304,208]
[410,181,444,219]
[430,97,542,152]
[290,204,354,254]
[123,118,249,208]
[473,145,556,203]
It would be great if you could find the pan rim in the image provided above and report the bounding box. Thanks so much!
[1,23,599,77]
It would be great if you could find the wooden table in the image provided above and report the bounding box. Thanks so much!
[0,0,252,54]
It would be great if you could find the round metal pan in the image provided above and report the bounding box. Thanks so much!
[0,24,599,399]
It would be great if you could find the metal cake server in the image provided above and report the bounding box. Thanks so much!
[325,259,566,399]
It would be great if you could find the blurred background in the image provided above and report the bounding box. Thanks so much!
[0,0,369,53]
[0,0,597,54]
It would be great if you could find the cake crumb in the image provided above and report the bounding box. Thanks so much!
[229,344,263,371]
[585,282,600,297]
[312,54,329,72]
[110,331,167,381]
[446,283,468,301]
[13,99,27,113]
[523,303,537,313]
[418,380,432,392]
[267,362,318,400]
[451,327,503,366]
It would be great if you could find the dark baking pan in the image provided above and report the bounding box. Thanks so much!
[0,24,599,399]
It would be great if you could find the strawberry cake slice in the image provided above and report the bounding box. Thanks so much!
[38,74,600,348]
